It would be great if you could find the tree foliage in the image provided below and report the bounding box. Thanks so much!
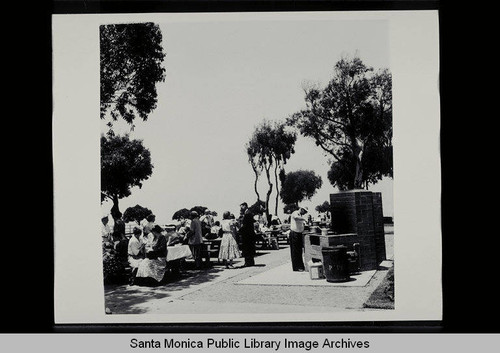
[190,206,208,217]
[288,55,392,190]
[172,206,216,221]
[172,208,191,221]
[283,203,299,215]
[100,22,166,130]
[101,134,153,213]
[280,170,323,206]
[123,204,152,223]
[315,201,330,214]
[248,200,266,216]
[246,120,296,218]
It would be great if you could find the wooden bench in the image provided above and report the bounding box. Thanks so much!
[201,239,221,265]
[255,232,280,250]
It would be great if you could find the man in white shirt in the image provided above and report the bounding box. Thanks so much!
[200,209,214,228]
[289,207,308,271]
[200,209,214,238]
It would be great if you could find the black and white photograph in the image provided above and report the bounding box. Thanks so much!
[53,11,441,324]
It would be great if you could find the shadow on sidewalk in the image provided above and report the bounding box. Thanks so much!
[105,265,228,314]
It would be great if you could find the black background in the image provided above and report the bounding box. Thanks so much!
[3,0,497,334]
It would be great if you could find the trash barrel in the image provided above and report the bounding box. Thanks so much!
[321,245,350,282]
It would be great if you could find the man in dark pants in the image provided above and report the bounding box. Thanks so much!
[188,211,204,269]
[238,202,256,267]
[289,207,308,271]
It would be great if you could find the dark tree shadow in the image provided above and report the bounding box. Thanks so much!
[104,263,228,314]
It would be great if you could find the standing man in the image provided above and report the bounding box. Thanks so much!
[188,211,203,269]
[289,206,308,272]
[238,202,256,267]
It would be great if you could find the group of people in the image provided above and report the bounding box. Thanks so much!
[100,201,274,286]
[101,211,168,285]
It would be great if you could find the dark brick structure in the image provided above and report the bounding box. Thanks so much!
[329,190,386,270]
[303,190,387,272]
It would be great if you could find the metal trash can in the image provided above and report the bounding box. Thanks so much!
[321,245,350,282]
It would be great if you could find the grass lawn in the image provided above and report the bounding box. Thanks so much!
[363,266,394,309]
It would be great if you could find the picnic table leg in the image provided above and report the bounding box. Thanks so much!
[204,244,211,267]
[170,259,181,277]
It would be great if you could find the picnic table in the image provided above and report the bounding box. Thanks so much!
[256,230,280,250]
[201,238,222,265]
[166,244,192,262]
[165,244,192,275]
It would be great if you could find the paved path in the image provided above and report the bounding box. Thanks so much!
[104,230,394,315]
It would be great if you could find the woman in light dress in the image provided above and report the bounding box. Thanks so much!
[127,226,145,285]
[135,225,168,285]
[218,211,241,268]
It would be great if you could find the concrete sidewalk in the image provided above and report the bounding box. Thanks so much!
[104,230,394,315]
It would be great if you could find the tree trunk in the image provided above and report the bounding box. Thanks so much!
[353,137,364,189]
[274,163,280,216]
[251,162,261,201]
[264,164,273,222]
[354,158,363,189]
[110,194,120,216]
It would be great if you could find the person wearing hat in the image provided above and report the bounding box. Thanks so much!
[187,211,203,269]
[127,226,145,285]
[135,224,168,285]
[289,206,308,271]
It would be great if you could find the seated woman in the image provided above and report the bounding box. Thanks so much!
[128,226,145,285]
[135,225,168,286]
[205,221,222,240]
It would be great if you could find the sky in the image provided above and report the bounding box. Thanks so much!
[101,18,393,225]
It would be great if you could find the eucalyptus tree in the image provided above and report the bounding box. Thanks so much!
[280,169,323,208]
[289,55,392,190]
[246,120,296,219]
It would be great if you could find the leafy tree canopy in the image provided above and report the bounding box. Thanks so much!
[172,208,190,221]
[247,120,296,171]
[101,134,153,212]
[123,204,152,223]
[283,203,299,214]
[190,206,208,217]
[100,22,166,128]
[246,120,297,216]
[315,201,330,214]
[248,200,266,216]
[280,170,323,206]
[172,206,217,221]
[288,55,392,189]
